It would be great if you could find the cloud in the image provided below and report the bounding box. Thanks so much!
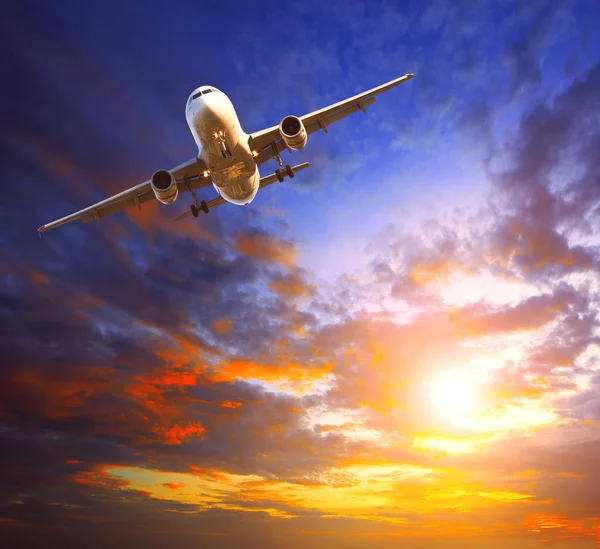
[449,284,576,335]
[212,318,232,334]
[485,63,600,279]
[268,270,316,299]
[156,423,207,445]
[233,230,298,267]
[2,2,600,548]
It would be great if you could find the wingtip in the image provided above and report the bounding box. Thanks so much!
[38,225,45,233]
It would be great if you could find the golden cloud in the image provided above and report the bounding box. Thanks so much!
[234,232,297,266]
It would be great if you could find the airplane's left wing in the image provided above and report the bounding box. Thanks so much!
[248,73,414,166]
[38,157,212,233]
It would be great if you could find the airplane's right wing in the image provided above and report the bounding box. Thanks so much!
[248,73,414,167]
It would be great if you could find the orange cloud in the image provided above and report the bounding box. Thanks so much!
[268,271,316,299]
[71,465,131,488]
[66,292,105,312]
[145,370,197,387]
[409,260,472,286]
[210,358,332,386]
[234,232,297,266]
[127,366,199,415]
[172,332,217,357]
[188,466,229,482]
[555,472,584,479]
[122,195,218,244]
[163,482,186,490]
[7,366,116,421]
[30,270,48,286]
[156,422,206,445]
[153,348,193,366]
[238,479,285,489]
[521,514,600,545]
[220,400,242,409]
[212,318,232,334]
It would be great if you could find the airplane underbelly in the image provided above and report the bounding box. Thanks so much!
[212,163,260,205]
[187,95,260,205]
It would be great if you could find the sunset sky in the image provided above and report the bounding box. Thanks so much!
[2,0,600,547]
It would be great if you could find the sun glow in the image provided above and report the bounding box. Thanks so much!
[413,436,479,454]
[429,372,482,428]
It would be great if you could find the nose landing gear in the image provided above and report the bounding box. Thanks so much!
[215,131,232,158]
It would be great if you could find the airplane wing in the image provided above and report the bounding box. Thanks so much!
[248,73,414,166]
[38,157,212,233]
[173,162,310,221]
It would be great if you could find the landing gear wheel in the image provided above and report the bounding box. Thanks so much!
[200,200,209,214]
[190,204,199,218]
[285,164,294,178]
[276,169,284,183]
[226,146,232,157]
[221,150,227,159]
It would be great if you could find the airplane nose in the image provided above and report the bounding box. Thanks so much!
[197,96,217,117]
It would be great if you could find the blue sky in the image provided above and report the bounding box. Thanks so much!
[2,1,600,548]
[5,0,598,280]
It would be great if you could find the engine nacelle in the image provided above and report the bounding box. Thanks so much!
[279,115,307,150]
[151,169,179,204]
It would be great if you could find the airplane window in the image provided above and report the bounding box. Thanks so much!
[192,91,202,100]
[204,89,213,94]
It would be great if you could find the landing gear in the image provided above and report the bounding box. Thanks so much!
[185,177,210,218]
[272,146,294,182]
[216,131,232,158]
[190,201,209,217]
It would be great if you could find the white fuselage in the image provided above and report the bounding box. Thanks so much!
[185,86,259,205]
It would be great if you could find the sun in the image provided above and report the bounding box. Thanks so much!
[428,372,482,428]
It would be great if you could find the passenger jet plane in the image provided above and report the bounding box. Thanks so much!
[38,73,414,232]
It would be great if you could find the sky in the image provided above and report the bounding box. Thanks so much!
[2,0,600,547]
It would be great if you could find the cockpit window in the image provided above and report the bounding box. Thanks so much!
[189,88,220,104]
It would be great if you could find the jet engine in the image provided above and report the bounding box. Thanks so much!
[151,169,179,204]
[279,115,307,150]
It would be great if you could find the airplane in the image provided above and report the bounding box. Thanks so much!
[38,73,415,233]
